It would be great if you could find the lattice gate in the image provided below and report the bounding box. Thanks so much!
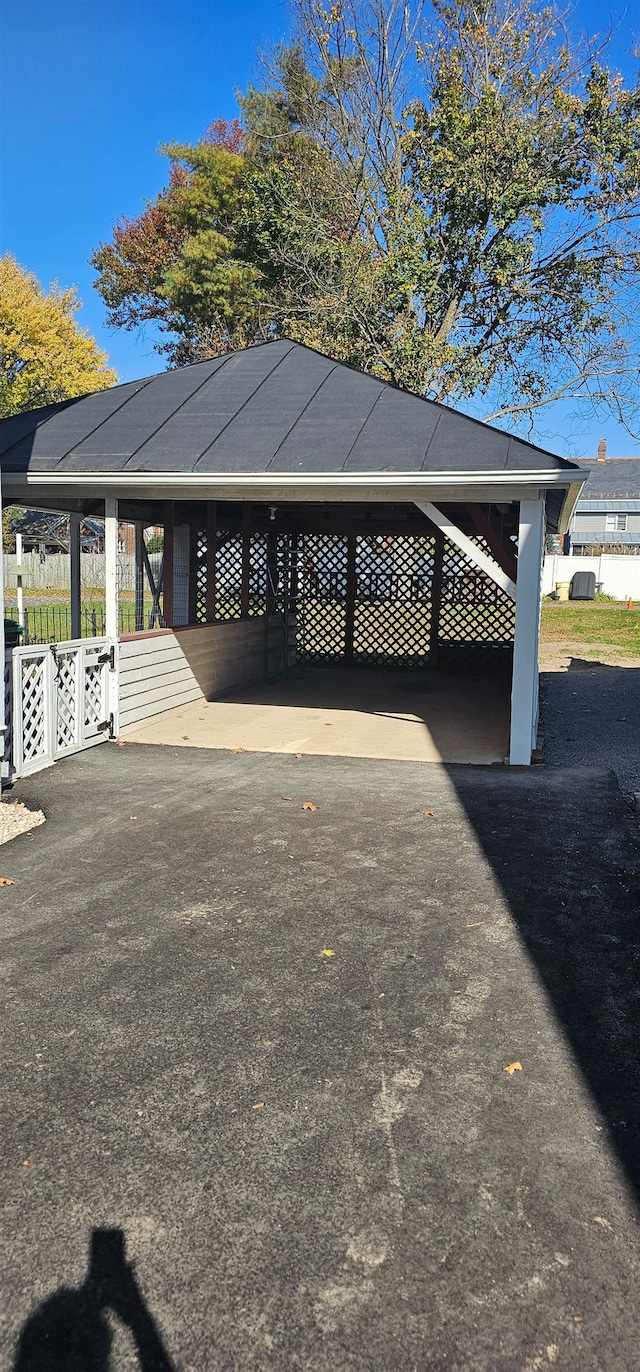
[296,532,515,670]
[9,638,114,778]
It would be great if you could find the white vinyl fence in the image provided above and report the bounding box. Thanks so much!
[543,554,640,600]
[4,551,140,592]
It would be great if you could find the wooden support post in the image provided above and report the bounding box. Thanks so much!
[104,498,119,641]
[162,500,175,628]
[344,531,357,663]
[266,527,277,618]
[428,529,445,666]
[134,522,145,632]
[69,514,81,640]
[241,504,251,618]
[289,531,299,613]
[509,498,545,765]
[466,504,518,583]
[206,501,217,623]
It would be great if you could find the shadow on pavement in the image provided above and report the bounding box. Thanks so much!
[14,1228,176,1372]
[447,765,640,1196]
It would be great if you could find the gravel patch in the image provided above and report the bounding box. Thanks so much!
[0,800,45,845]
[540,648,640,800]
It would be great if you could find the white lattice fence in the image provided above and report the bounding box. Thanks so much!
[10,638,114,777]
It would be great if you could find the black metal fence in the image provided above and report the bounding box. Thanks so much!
[4,605,152,644]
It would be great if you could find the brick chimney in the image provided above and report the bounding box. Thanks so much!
[597,438,606,462]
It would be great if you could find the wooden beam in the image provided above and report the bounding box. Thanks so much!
[266,527,277,618]
[416,501,516,602]
[134,522,145,632]
[241,504,251,618]
[162,500,174,627]
[428,530,445,666]
[466,504,518,582]
[206,501,217,622]
[344,531,357,663]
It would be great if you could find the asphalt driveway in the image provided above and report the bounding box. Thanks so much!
[1,744,639,1370]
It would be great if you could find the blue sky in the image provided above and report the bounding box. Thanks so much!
[1,0,638,456]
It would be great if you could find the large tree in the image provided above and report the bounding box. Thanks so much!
[91,0,640,434]
[0,254,117,418]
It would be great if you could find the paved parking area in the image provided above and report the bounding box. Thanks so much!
[1,745,640,1370]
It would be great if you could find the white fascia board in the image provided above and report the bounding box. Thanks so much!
[2,468,583,509]
[6,468,581,488]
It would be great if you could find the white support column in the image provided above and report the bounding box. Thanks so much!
[509,497,545,765]
[69,514,81,640]
[15,531,25,631]
[104,498,119,641]
[0,468,6,779]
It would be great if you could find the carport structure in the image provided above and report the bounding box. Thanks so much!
[0,340,584,765]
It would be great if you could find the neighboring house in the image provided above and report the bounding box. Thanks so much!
[568,442,640,555]
[9,510,163,556]
[10,510,105,554]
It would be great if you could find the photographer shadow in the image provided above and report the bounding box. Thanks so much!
[14,1228,176,1372]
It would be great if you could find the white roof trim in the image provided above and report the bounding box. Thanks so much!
[8,468,582,489]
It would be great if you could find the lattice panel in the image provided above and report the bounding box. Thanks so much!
[19,656,48,764]
[437,538,515,669]
[248,532,268,617]
[215,531,243,620]
[297,534,348,661]
[84,662,104,728]
[55,651,79,751]
[353,534,435,665]
[3,657,11,770]
[189,527,208,624]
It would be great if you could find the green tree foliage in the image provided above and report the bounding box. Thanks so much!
[91,1,640,433]
[0,254,117,417]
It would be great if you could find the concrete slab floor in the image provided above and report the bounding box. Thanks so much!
[122,667,511,764]
[2,746,640,1370]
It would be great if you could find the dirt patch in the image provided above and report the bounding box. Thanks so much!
[539,642,639,672]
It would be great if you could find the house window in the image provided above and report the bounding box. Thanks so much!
[605,513,627,532]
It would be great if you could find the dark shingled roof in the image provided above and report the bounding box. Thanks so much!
[0,340,583,479]
[574,459,640,500]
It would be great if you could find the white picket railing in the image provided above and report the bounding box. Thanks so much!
[8,638,115,778]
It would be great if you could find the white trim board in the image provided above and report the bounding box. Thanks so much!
[416,501,517,601]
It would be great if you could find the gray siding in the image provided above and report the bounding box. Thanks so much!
[118,617,274,731]
[118,632,202,729]
[175,619,267,699]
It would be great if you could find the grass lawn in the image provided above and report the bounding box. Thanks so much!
[540,602,640,656]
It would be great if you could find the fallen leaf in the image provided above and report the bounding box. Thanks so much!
[320,948,335,957]
[295,752,303,759]
[302,801,317,811]
[593,1216,613,1230]
[22,1160,32,1168]
[0,877,15,887]
[573,1316,583,1323]
[182,735,189,740]
[281,795,293,801]
[230,747,246,755]
[503,1061,523,1075]
[116,740,126,747]
[421,809,436,817]
[252,1102,265,1110]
